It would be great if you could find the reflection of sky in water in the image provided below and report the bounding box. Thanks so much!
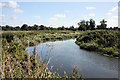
[25,39,118,78]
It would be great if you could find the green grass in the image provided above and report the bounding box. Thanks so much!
[2,30,79,46]
[75,30,120,58]
[1,30,84,79]
[3,30,119,78]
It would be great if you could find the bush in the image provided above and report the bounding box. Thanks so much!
[76,30,120,57]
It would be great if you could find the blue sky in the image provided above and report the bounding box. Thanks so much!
[0,1,118,28]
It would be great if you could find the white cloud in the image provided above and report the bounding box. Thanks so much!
[49,17,58,22]
[34,16,40,18]
[0,1,19,8]
[0,14,7,17]
[109,6,118,12]
[86,7,96,10]
[14,9,24,13]
[106,12,112,15]
[54,14,66,18]
[106,16,118,27]
[49,14,66,22]
[11,15,17,20]
[89,13,95,17]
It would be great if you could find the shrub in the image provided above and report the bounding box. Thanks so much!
[76,30,120,57]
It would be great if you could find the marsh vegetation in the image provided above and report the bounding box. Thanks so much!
[1,19,120,78]
[1,30,84,79]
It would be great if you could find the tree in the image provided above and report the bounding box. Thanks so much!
[21,24,28,30]
[113,27,118,30]
[69,25,75,31]
[39,25,45,30]
[2,25,13,31]
[89,19,95,30]
[14,26,20,31]
[99,19,107,29]
[85,21,89,30]
[61,26,65,30]
[78,20,86,31]
[97,25,101,29]
[33,24,39,30]
[27,26,33,30]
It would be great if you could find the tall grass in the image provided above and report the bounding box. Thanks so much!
[2,30,79,47]
[1,30,84,79]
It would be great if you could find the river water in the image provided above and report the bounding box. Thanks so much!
[25,39,118,78]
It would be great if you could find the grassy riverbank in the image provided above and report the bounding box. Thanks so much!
[2,30,80,47]
[1,30,83,79]
[75,30,120,58]
[2,30,119,78]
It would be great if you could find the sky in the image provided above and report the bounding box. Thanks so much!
[0,1,119,28]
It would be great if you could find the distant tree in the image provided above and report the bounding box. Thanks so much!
[33,24,39,30]
[78,20,86,31]
[69,25,75,31]
[113,27,118,30]
[89,19,95,30]
[21,24,28,30]
[2,25,13,31]
[6,25,12,30]
[65,27,69,30]
[27,26,33,30]
[109,27,113,30]
[99,19,107,29]
[39,25,45,30]
[6,25,10,29]
[97,25,101,29]
[85,21,89,30]
[57,26,65,30]
[14,26,20,31]
[61,26,65,30]
[1,26,5,30]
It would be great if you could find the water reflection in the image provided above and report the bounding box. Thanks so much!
[25,39,118,78]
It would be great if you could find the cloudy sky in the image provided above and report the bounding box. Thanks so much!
[0,1,119,28]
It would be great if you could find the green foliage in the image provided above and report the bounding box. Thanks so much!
[76,30,120,58]
[78,19,95,31]
[1,19,120,31]
[2,30,78,47]
[70,67,82,79]
[2,30,84,79]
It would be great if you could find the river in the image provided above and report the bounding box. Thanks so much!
[25,39,118,78]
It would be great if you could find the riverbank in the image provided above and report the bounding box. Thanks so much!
[2,30,80,47]
[2,30,83,78]
[26,39,118,78]
[75,30,120,58]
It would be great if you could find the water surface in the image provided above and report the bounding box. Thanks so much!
[25,39,118,78]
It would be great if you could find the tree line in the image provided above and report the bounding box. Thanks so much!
[0,19,119,31]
